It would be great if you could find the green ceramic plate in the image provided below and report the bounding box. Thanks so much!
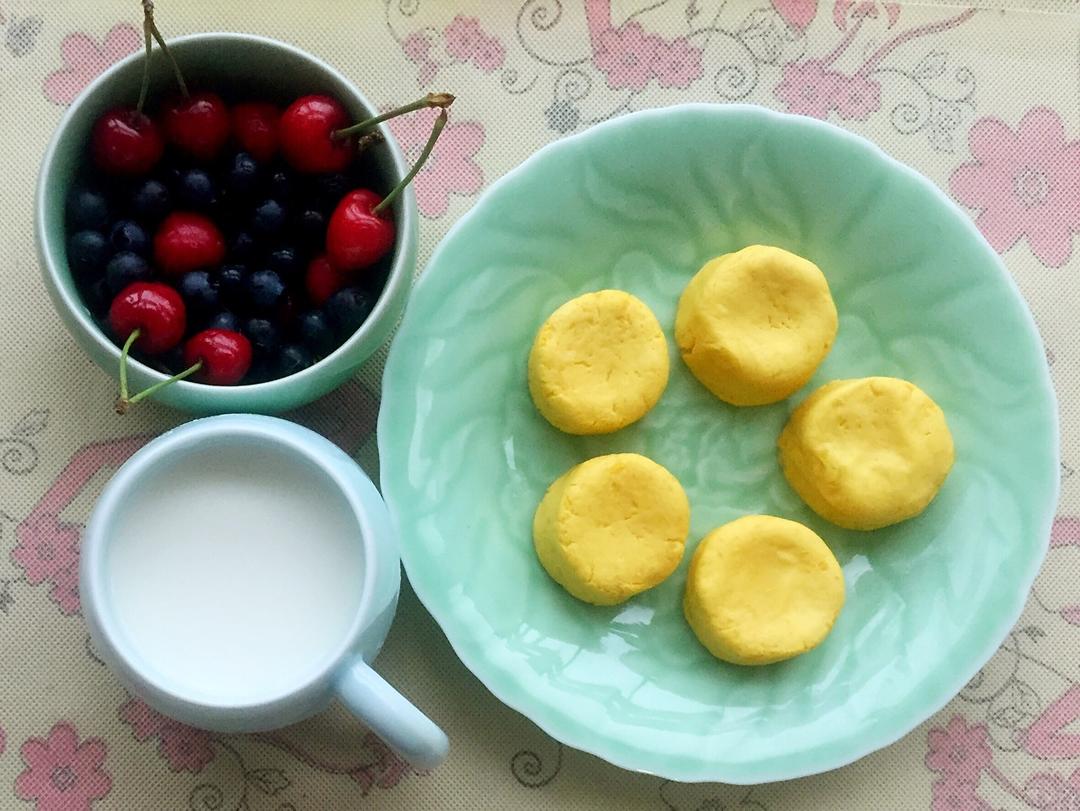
[378,105,1058,783]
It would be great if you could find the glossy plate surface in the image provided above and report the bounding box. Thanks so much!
[378,105,1058,783]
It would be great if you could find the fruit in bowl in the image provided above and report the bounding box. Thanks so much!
[38,12,450,415]
[64,5,452,413]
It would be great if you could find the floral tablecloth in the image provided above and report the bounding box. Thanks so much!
[1,0,1078,808]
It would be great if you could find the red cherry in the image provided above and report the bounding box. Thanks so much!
[305,254,355,305]
[107,282,186,354]
[162,92,230,160]
[232,102,280,162]
[326,190,396,272]
[279,95,352,173]
[154,212,225,276]
[91,108,164,175]
[183,329,252,385]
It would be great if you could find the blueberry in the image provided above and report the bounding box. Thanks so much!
[206,188,237,227]
[130,179,171,225]
[216,264,249,307]
[106,251,152,294]
[267,169,292,201]
[247,269,286,312]
[267,245,300,277]
[83,278,111,318]
[229,231,257,263]
[227,152,261,197]
[296,209,326,248]
[161,161,184,190]
[177,168,216,209]
[67,230,109,276]
[243,317,280,356]
[245,357,276,383]
[178,270,219,315]
[360,266,390,297]
[208,310,240,332]
[159,345,187,374]
[108,219,149,256]
[315,173,350,208]
[325,287,374,338]
[277,344,313,377]
[297,310,336,357]
[251,199,286,235]
[67,188,109,231]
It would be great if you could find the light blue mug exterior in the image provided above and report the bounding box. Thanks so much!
[80,414,448,770]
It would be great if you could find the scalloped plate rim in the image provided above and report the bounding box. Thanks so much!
[377,103,1060,783]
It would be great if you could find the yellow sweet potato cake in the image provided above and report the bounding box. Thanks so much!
[533,454,689,606]
[675,245,837,406]
[778,377,954,530]
[683,515,845,665]
[528,290,669,434]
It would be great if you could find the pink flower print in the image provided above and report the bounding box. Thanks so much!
[15,723,111,811]
[1023,772,1080,811]
[401,32,438,86]
[834,73,881,120]
[775,59,842,119]
[442,16,505,73]
[926,716,993,782]
[156,723,215,773]
[388,106,484,218]
[402,31,430,62]
[931,777,991,811]
[118,697,167,741]
[834,0,902,30]
[473,36,506,73]
[1022,685,1080,759]
[44,24,141,105]
[443,15,485,61]
[593,21,661,91]
[48,565,81,616]
[11,516,79,585]
[1052,516,1080,548]
[772,0,818,31]
[652,38,703,89]
[119,697,215,773]
[349,733,410,794]
[950,107,1080,268]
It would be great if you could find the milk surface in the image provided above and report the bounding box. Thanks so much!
[106,443,364,704]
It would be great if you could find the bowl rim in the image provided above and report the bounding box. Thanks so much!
[36,31,417,402]
[377,102,1061,783]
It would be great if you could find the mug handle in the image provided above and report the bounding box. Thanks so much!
[335,657,449,770]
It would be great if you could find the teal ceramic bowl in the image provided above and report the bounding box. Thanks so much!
[36,33,417,415]
[379,105,1059,783]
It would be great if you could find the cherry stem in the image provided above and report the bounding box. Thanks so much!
[116,360,203,414]
[355,131,384,154]
[125,362,202,408]
[118,329,139,402]
[136,18,152,113]
[373,108,447,215]
[141,0,189,100]
[115,328,202,414]
[332,92,454,140]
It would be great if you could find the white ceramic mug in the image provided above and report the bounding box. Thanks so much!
[81,414,448,770]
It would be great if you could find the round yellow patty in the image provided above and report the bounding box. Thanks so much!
[533,454,689,606]
[683,515,845,665]
[675,245,838,406]
[528,290,669,434]
[778,377,955,530]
